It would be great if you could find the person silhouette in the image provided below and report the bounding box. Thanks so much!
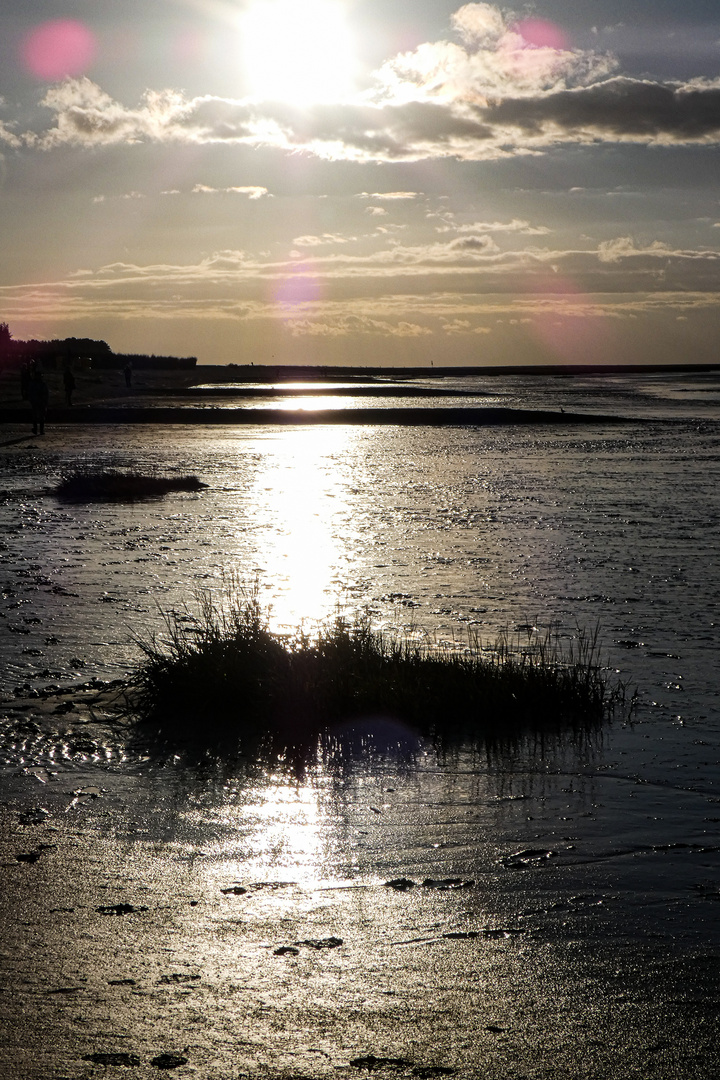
[27,363,49,435]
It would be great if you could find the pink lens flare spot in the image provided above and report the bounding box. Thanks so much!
[22,19,97,81]
[521,274,613,365]
[515,19,569,51]
[173,30,208,66]
[275,267,323,310]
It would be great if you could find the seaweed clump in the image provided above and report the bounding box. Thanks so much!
[55,470,207,501]
[127,592,628,754]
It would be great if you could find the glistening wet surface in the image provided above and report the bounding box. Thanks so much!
[0,372,719,1077]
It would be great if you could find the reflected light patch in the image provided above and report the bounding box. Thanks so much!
[249,781,325,880]
[241,0,358,103]
[253,395,350,411]
[22,19,96,81]
[205,777,329,884]
[249,427,355,632]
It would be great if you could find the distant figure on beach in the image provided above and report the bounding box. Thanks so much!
[62,362,76,406]
[123,360,133,388]
[27,363,49,436]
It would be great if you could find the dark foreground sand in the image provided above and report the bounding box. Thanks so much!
[1,694,719,1080]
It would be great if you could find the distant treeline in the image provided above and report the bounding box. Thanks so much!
[93,353,197,371]
[0,323,196,371]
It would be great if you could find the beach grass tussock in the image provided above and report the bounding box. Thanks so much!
[55,470,207,501]
[128,590,628,751]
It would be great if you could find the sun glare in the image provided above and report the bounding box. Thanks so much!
[245,426,357,632]
[241,0,357,103]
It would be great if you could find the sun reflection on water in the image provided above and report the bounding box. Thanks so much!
[246,425,358,633]
[247,778,326,881]
[205,772,333,887]
[247,395,355,410]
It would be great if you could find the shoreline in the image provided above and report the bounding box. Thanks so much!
[0,405,631,426]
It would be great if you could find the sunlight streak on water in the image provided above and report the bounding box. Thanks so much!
[246,426,358,632]
[194,771,333,887]
[241,777,327,882]
[246,395,356,410]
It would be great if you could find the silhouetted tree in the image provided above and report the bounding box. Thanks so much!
[0,322,11,357]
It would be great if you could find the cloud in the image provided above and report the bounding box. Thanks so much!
[4,270,719,364]
[598,237,670,263]
[90,190,144,203]
[373,1,615,104]
[32,78,495,160]
[0,95,21,147]
[448,235,500,253]
[358,191,422,200]
[596,236,720,262]
[0,5,713,163]
[192,184,270,198]
[0,121,20,148]
[442,317,492,334]
[292,233,354,246]
[438,218,551,235]
[5,230,720,337]
[37,80,196,147]
[31,68,720,163]
[286,315,432,338]
[484,77,720,145]
[452,3,506,46]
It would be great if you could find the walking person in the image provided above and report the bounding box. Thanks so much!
[27,362,49,436]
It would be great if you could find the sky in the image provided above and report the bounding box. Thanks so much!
[2,1,720,367]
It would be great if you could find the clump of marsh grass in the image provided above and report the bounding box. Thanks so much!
[127,590,629,754]
[55,470,207,502]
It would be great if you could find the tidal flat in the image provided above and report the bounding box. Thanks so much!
[0,370,719,1078]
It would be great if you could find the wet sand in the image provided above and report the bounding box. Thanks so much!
[1,690,718,1080]
[1,371,718,1078]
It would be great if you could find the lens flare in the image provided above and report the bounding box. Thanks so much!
[22,19,96,81]
[522,273,613,365]
[275,264,323,310]
[172,29,209,66]
[515,19,569,51]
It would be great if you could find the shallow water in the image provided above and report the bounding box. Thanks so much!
[1,372,719,1077]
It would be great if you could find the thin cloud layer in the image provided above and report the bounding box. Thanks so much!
[5,235,720,303]
[192,184,269,198]
[437,219,551,235]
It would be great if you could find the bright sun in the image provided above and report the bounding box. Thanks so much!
[241,0,357,103]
